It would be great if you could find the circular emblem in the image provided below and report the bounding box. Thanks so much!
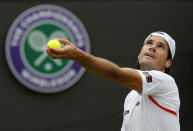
[5,4,90,93]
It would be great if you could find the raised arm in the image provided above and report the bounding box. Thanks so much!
[46,39,142,93]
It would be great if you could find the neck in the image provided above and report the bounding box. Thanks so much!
[140,64,165,72]
[140,65,153,71]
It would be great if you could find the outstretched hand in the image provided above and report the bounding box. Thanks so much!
[46,39,78,60]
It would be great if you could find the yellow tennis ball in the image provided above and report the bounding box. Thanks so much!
[47,39,61,49]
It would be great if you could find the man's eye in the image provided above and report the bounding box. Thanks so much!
[146,42,152,45]
[158,45,164,49]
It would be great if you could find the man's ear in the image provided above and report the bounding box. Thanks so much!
[165,59,172,69]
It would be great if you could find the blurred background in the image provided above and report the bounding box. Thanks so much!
[0,0,193,130]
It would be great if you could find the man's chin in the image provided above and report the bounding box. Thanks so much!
[141,59,154,65]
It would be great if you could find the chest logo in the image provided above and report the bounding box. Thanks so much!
[142,72,152,83]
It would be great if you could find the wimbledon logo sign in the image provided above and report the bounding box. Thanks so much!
[5,5,90,93]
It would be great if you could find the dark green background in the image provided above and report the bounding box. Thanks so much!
[0,0,192,131]
[24,24,70,74]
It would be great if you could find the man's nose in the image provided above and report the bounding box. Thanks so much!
[148,44,156,52]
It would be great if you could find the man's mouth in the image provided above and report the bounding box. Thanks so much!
[144,53,155,59]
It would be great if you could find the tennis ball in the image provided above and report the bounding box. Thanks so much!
[47,39,61,49]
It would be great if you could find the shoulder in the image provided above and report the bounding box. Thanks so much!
[151,70,177,88]
[151,70,175,80]
[137,70,178,96]
[138,70,176,84]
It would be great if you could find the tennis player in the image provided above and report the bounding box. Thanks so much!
[46,31,180,131]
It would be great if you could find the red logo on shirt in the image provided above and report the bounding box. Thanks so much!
[136,101,140,106]
[143,72,152,83]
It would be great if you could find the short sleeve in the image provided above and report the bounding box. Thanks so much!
[137,70,176,97]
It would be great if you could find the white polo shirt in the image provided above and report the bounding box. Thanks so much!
[121,70,180,131]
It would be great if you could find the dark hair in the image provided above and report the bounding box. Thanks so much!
[136,48,172,74]
[165,48,172,74]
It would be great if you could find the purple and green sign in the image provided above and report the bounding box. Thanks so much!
[5,4,90,93]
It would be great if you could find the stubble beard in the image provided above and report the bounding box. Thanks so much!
[139,60,160,71]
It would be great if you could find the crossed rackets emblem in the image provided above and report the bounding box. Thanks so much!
[28,30,67,71]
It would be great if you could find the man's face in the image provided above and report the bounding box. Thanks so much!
[138,35,172,72]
